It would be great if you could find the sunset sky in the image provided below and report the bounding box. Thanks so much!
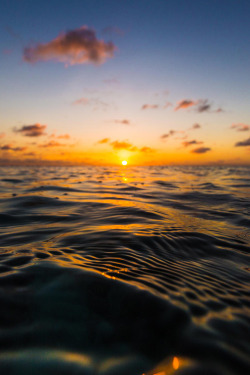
[0,0,250,166]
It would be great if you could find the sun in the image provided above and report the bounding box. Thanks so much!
[122,160,127,166]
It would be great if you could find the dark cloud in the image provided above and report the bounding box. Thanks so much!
[160,130,176,140]
[235,137,250,147]
[0,144,27,151]
[14,123,46,137]
[0,144,12,151]
[196,99,211,113]
[175,100,196,111]
[231,123,250,132]
[23,26,116,66]
[175,99,222,113]
[97,138,110,144]
[182,140,203,147]
[141,104,159,110]
[191,147,211,154]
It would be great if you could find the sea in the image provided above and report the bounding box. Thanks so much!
[0,165,249,375]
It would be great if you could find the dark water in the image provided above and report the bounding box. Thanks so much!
[0,166,249,375]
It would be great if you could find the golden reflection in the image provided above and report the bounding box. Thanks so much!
[172,357,179,370]
[144,356,191,375]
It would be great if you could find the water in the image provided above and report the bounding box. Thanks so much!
[0,165,249,375]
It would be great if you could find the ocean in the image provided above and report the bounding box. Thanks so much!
[0,165,249,374]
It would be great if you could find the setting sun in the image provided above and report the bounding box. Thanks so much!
[122,160,127,166]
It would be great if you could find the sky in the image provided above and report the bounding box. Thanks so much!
[0,0,250,166]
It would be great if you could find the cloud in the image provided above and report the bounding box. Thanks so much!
[215,107,224,113]
[72,97,89,105]
[192,123,201,129]
[196,99,211,113]
[57,134,71,139]
[175,99,223,113]
[14,123,46,137]
[182,140,203,147]
[72,97,109,111]
[0,133,5,139]
[102,26,124,36]
[175,100,196,111]
[235,137,250,147]
[191,147,211,154]
[231,123,250,132]
[0,144,12,151]
[140,146,155,153]
[160,130,176,140]
[13,146,27,152]
[50,133,71,139]
[0,144,27,151]
[98,138,154,153]
[163,101,172,109]
[103,78,119,85]
[39,140,64,148]
[97,138,110,144]
[23,26,116,66]
[114,119,130,125]
[110,140,137,151]
[141,104,159,110]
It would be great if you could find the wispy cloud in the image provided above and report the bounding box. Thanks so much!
[39,140,64,148]
[97,138,110,144]
[113,119,130,125]
[140,146,155,153]
[231,123,250,132]
[163,101,172,109]
[102,26,124,36]
[14,124,46,137]
[175,100,196,111]
[141,104,159,110]
[98,139,154,153]
[57,134,71,139]
[72,97,89,105]
[182,140,203,147]
[191,147,211,154]
[235,137,250,147]
[23,26,116,66]
[72,97,109,111]
[103,77,119,85]
[50,133,71,140]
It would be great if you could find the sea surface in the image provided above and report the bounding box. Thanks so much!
[0,165,249,375]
